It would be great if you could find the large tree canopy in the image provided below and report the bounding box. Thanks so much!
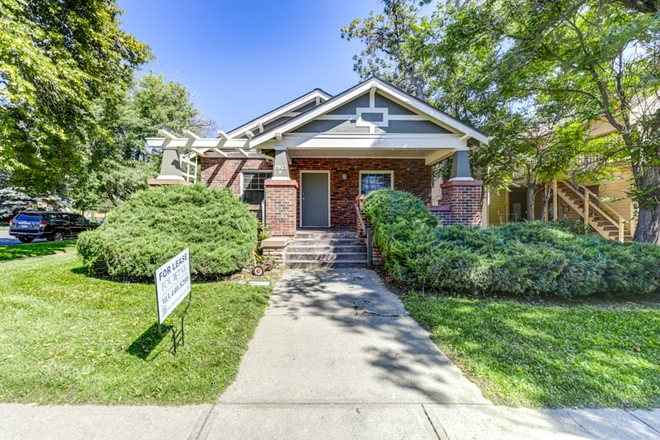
[0,0,151,192]
[72,73,215,210]
[345,0,660,243]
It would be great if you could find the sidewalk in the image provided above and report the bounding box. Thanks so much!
[1,268,659,439]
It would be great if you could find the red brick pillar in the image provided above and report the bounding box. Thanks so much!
[265,179,298,237]
[440,180,483,227]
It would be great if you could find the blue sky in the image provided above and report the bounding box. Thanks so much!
[118,1,390,132]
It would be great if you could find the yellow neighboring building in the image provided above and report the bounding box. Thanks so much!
[486,165,636,241]
[485,115,638,241]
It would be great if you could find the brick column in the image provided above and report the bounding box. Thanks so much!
[265,179,298,237]
[440,180,483,227]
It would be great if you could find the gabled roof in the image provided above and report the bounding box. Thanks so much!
[248,77,489,147]
[227,88,332,139]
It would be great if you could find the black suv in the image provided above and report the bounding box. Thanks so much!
[9,211,100,243]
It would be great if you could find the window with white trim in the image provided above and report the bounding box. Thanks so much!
[359,171,393,195]
[241,171,271,204]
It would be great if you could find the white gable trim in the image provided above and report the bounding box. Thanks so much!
[228,89,332,138]
[249,78,488,147]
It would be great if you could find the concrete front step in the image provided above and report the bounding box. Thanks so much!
[293,238,363,246]
[286,260,368,269]
[294,231,358,240]
[287,252,368,262]
[287,245,366,253]
[286,230,367,268]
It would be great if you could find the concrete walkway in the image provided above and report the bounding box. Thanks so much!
[1,268,659,439]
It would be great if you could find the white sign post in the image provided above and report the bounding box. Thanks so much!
[155,248,191,354]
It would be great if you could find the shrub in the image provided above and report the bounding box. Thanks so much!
[78,184,257,280]
[363,190,438,286]
[364,189,660,298]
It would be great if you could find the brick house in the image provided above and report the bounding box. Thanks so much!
[147,78,488,260]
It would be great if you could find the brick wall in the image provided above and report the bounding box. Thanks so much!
[201,157,271,196]
[440,180,483,227]
[429,204,451,226]
[265,179,298,236]
[201,156,432,231]
[289,158,431,229]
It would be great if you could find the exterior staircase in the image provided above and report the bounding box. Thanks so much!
[555,181,633,242]
[286,230,368,269]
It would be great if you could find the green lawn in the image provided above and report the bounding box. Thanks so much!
[0,240,77,261]
[0,253,270,405]
[405,293,660,408]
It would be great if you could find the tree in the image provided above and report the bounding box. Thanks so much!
[71,73,214,209]
[341,0,430,99]
[481,0,660,242]
[0,0,151,192]
[345,0,660,243]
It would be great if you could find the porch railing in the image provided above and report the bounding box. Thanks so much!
[355,203,372,266]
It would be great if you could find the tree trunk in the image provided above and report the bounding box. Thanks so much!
[632,166,660,244]
[540,185,551,222]
[526,184,536,221]
[635,205,660,244]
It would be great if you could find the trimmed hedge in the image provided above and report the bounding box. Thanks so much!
[78,184,257,280]
[364,189,660,298]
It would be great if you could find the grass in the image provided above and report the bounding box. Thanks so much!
[404,293,660,409]
[0,253,270,405]
[0,240,77,261]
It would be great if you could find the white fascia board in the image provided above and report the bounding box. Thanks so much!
[281,135,469,151]
[250,77,489,146]
[228,90,332,138]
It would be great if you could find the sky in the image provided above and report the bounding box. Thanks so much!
[117,0,393,133]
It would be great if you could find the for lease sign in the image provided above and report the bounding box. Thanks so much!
[155,248,191,325]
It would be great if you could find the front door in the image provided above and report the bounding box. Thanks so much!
[301,172,330,227]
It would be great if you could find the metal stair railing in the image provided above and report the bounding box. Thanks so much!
[355,204,372,265]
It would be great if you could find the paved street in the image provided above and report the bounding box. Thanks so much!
[0,230,47,246]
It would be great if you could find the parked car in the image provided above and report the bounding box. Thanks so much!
[9,211,101,243]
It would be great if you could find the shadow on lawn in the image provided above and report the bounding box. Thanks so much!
[407,295,660,408]
[0,240,76,261]
[127,322,173,360]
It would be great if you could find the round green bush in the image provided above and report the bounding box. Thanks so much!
[77,184,258,280]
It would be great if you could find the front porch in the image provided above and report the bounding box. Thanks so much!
[146,78,489,265]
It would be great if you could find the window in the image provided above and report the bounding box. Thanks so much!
[16,214,41,222]
[359,171,393,195]
[242,171,271,205]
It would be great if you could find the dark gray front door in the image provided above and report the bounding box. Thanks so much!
[301,172,329,227]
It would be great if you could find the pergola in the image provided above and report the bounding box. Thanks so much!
[146,129,274,185]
